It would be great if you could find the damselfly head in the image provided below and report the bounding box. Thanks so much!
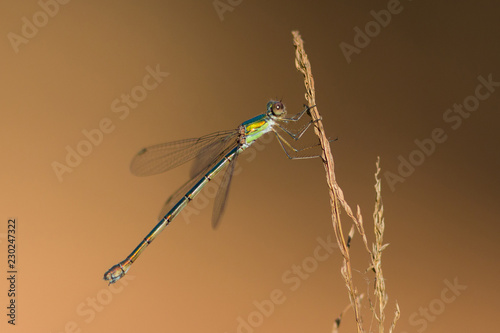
[267,100,287,117]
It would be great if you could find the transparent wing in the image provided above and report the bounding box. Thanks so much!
[130,129,237,177]
[156,167,207,220]
[211,150,239,229]
[189,132,236,178]
[156,143,239,221]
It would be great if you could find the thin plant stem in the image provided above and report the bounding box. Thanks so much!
[291,31,400,333]
[292,30,365,333]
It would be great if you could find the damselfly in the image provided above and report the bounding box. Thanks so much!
[104,100,321,284]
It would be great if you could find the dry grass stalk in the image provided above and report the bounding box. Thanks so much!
[373,158,400,332]
[331,294,365,333]
[351,159,400,333]
[292,30,364,333]
[389,303,401,333]
[372,157,389,331]
[291,31,399,333]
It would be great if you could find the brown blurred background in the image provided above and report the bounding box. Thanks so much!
[1,1,499,332]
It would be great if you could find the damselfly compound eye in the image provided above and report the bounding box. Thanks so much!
[272,102,285,116]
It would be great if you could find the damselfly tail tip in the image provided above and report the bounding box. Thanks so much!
[103,260,131,284]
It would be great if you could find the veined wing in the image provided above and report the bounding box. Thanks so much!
[189,132,236,178]
[130,129,237,177]
[156,141,239,220]
[211,150,239,229]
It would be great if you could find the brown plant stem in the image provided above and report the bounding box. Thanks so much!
[292,30,364,333]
